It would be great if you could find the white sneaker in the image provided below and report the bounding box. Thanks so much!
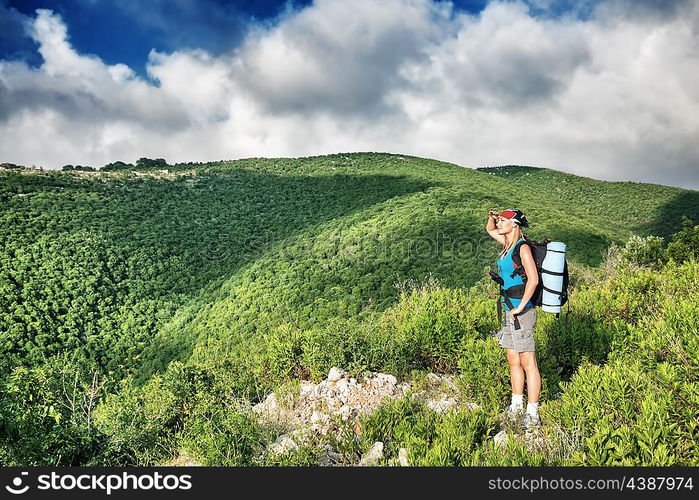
[522,412,540,430]
[506,404,523,415]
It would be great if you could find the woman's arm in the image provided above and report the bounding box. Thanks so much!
[511,243,539,314]
[486,211,506,245]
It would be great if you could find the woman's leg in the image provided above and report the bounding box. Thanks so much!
[519,352,541,403]
[506,349,525,395]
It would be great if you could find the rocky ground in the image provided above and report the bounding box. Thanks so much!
[252,367,473,432]
[166,367,554,466]
[252,367,482,466]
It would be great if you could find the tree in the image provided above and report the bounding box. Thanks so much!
[101,161,131,172]
[135,158,168,170]
[666,216,698,263]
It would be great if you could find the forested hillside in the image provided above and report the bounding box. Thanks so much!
[0,153,696,466]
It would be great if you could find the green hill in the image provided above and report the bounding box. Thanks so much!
[0,153,697,466]
[476,165,693,240]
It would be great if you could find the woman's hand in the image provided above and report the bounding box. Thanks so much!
[510,305,525,316]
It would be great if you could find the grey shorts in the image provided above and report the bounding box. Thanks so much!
[496,306,537,353]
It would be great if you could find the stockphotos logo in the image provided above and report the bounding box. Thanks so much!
[5,472,29,494]
[4,471,193,496]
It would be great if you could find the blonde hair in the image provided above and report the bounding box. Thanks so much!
[499,223,524,259]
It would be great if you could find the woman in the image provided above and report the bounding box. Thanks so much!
[486,208,541,429]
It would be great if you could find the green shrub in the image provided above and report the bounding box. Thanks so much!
[470,435,551,466]
[619,235,666,269]
[178,393,266,466]
[361,398,437,462]
[380,278,495,373]
[360,397,492,466]
[456,335,511,412]
[544,358,694,465]
[595,266,662,327]
[251,278,499,387]
[261,444,322,466]
[252,324,306,386]
[666,216,698,263]
[92,375,181,465]
[299,320,374,381]
[536,305,618,381]
[411,409,491,466]
[0,354,104,465]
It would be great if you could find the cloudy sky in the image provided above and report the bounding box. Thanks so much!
[1,0,698,189]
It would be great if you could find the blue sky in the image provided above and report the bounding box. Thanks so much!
[2,0,312,76]
[6,1,435,73]
[0,0,697,188]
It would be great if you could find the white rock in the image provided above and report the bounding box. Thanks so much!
[336,378,349,393]
[324,398,342,412]
[269,434,299,455]
[359,442,384,466]
[319,446,341,467]
[339,405,356,420]
[494,431,509,448]
[289,429,310,442]
[310,411,327,423]
[443,377,457,389]
[373,373,397,387]
[252,369,472,438]
[398,448,410,467]
[321,444,341,463]
[327,367,344,382]
[426,399,458,414]
[253,393,278,413]
[299,382,314,397]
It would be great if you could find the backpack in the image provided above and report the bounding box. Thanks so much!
[510,236,569,312]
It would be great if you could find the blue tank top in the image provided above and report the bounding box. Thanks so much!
[497,238,533,311]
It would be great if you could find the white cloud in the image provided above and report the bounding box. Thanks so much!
[231,0,448,115]
[0,0,698,188]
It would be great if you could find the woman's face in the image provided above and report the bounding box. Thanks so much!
[496,216,515,234]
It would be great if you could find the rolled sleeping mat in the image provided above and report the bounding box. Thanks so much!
[541,241,566,313]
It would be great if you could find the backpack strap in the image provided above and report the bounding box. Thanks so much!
[542,269,565,276]
[490,272,523,330]
[541,284,563,295]
[510,239,531,280]
[500,288,522,330]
